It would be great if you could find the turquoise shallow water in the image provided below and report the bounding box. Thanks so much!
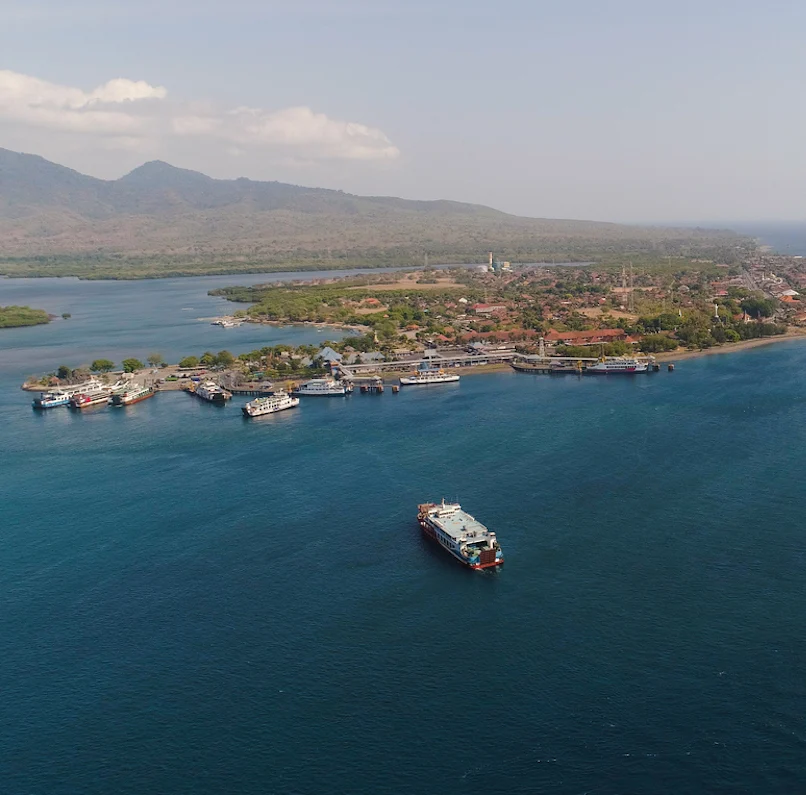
[2,277,806,794]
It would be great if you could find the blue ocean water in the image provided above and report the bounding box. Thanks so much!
[3,276,806,794]
[732,221,806,256]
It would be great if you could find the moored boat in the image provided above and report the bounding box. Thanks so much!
[293,377,350,396]
[192,380,232,403]
[32,389,71,409]
[242,391,299,417]
[111,384,155,406]
[399,364,460,386]
[417,500,504,569]
[69,381,116,409]
[32,377,104,409]
[586,356,648,374]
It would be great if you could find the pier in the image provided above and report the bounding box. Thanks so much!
[227,386,275,397]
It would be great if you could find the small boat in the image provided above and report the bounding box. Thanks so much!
[111,384,155,406]
[242,391,299,417]
[293,377,350,396]
[586,356,648,374]
[399,364,460,386]
[417,501,504,569]
[211,319,241,328]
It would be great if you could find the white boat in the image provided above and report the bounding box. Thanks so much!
[242,391,300,417]
[32,388,71,409]
[417,500,504,569]
[586,357,648,374]
[293,377,350,396]
[399,366,460,386]
[69,380,119,409]
[211,319,241,328]
[32,377,105,409]
[193,380,232,403]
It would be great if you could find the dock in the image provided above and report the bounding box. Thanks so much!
[227,386,275,397]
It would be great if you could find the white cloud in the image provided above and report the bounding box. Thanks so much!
[0,69,399,163]
[0,70,166,135]
[172,106,400,161]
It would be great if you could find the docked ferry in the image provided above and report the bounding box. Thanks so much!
[32,388,71,409]
[69,381,116,409]
[417,500,504,570]
[399,365,460,386]
[32,377,104,409]
[242,391,299,417]
[293,377,350,396]
[193,380,232,403]
[111,384,155,406]
[586,357,648,374]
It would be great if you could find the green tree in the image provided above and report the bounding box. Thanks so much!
[639,334,678,353]
[215,350,235,367]
[178,356,200,368]
[740,297,776,319]
[90,359,115,373]
[57,365,73,380]
[374,320,397,341]
[122,358,144,373]
[200,351,216,366]
[147,353,165,368]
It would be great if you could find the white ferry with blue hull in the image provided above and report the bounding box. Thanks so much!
[32,389,71,409]
[417,500,504,569]
[32,377,104,409]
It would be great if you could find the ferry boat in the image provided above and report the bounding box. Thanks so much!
[586,356,648,374]
[32,388,71,409]
[32,377,104,409]
[417,500,504,570]
[242,391,300,417]
[399,365,460,386]
[69,381,116,409]
[193,380,232,403]
[111,384,155,406]
[293,377,350,396]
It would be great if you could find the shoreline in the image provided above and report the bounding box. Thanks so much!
[652,330,806,362]
[20,329,806,391]
[242,317,364,333]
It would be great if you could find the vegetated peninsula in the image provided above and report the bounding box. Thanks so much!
[0,147,752,279]
[0,305,51,328]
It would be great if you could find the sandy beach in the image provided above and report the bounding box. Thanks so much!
[652,329,806,362]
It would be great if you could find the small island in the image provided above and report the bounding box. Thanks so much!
[0,305,51,328]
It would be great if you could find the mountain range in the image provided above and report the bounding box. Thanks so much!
[0,148,748,278]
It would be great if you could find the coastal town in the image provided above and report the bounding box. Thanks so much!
[21,250,806,404]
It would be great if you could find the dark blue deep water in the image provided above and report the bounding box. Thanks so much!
[2,276,806,794]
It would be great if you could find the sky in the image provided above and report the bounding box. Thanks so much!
[1,0,805,223]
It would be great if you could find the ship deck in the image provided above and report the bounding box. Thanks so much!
[429,509,492,543]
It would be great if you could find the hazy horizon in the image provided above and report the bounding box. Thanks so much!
[2,0,805,223]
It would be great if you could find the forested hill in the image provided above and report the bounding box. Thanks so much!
[0,148,751,278]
